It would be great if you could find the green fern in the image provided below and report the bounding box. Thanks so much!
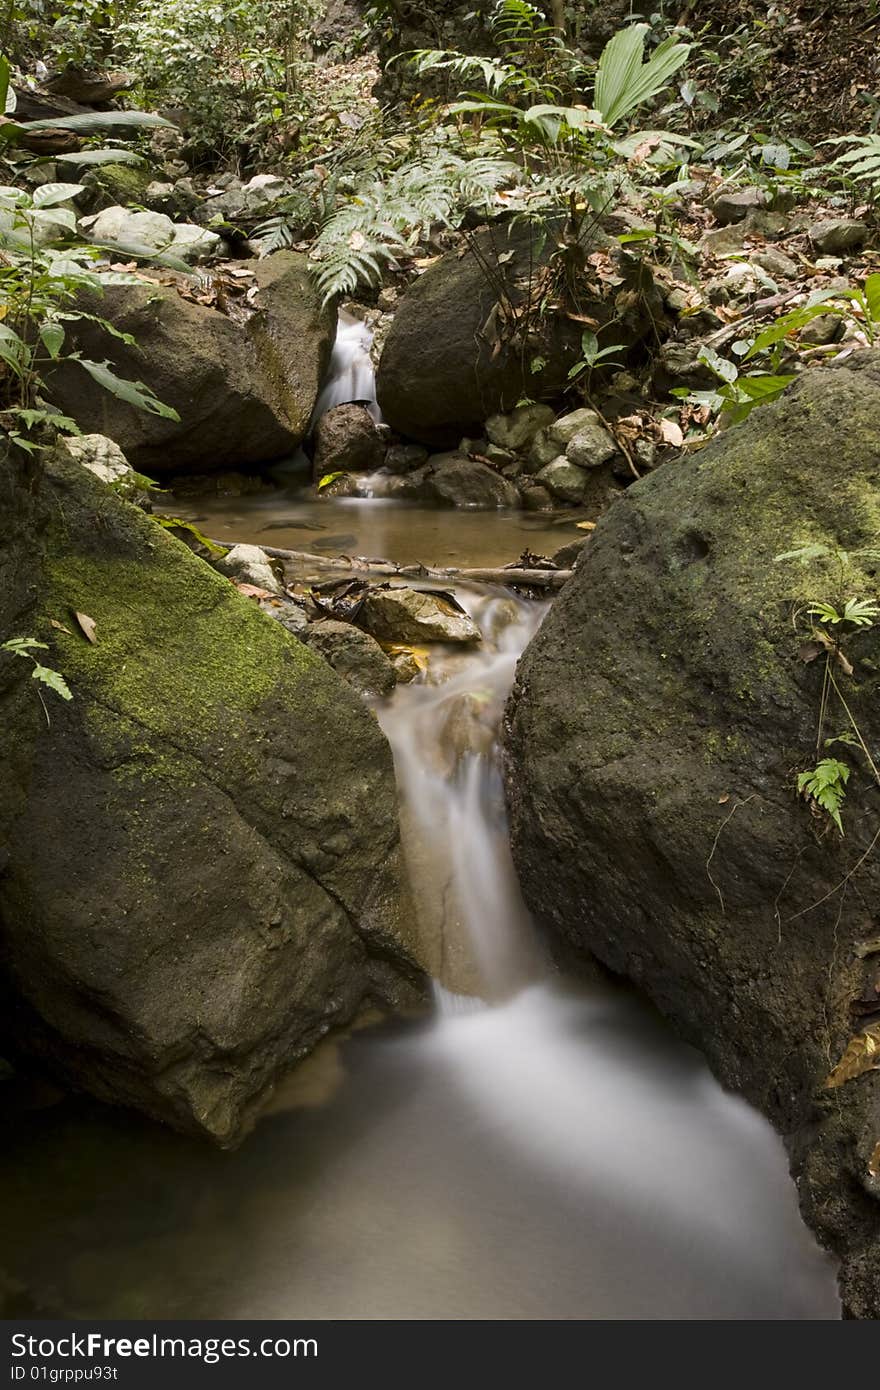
[825,133,880,187]
[797,758,850,835]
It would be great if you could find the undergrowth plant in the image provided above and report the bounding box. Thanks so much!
[0,635,72,725]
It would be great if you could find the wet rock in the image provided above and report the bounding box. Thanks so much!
[305,620,397,698]
[312,404,385,481]
[384,444,429,475]
[519,481,555,511]
[486,403,555,451]
[357,587,480,644]
[260,596,309,637]
[711,186,767,225]
[214,544,283,595]
[809,218,867,254]
[552,537,589,568]
[80,205,219,262]
[318,472,359,498]
[390,650,422,683]
[423,453,520,509]
[799,312,845,346]
[535,457,588,504]
[565,417,618,470]
[0,445,423,1143]
[48,251,335,475]
[376,220,663,445]
[504,353,880,1317]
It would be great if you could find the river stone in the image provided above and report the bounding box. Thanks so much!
[46,251,335,476]
[214,543,283,595]
[376,220,663,445]
[710,186,767,225]
[62,433,132,485]
[423,454,520,509]
[565,416,618,470]
[357,587,480,645]
[503,352,880,1317]
[0,445,423,1143]
[305,619,397,699]
[808,218,867,254]
[312,403,385,481]
[80,205,219,263]
[535,457,587,504]
[486,404,555,452]
[799,312,845,346]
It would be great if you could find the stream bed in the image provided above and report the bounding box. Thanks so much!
[0,501,840,1319]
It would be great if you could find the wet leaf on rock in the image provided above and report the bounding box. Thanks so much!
[825,1022,880,1089]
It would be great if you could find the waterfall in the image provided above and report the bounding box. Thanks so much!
[313,309,380,422]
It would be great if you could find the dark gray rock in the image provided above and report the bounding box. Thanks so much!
[305,619,397,698]
[504,353,880,1316]
[312,403,385,481]
[809,218,868,254]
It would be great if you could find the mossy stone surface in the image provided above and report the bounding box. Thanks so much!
[0,445,422,1144]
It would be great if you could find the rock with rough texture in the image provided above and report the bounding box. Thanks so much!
[260,596,309,637]
[486,404,555,452]
[357,586,480,645]
[565,417,618,470]
[376,220,662,445]
[0,446,423,1143]
[504,354,880,1317]
[48,251,335,475]
[423,453,520,509]
[214,544,283,595]
[535,457,587,504]
[711,186,767,225]
[800,312,844,346]
[80,206,219,262]
[808,218,867,254]
[305,620,397,698]
[62,433,132,485]
[312,404,385,481]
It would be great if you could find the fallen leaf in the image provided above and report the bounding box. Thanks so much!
[854,938,880,960]
[869,1141,880,1179]
[825,1022,880,1089]
[74,611,97,644]
[837,650,854,677]
[798,641,823,663]
[49,618,73,635]
[659,418,685,448]
[718,793,730,804]
[233,582,273,600]
[575,521,596,531]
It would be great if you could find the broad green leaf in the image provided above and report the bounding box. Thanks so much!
[0,55,10,116]
[39,321,65,358]
[55,149,146,167]
[76,359,181,421]
[1,636,48,655]
[23,110,175,133]
[32,182,86,209]
[865,273,880,325]
[29,206,77,234]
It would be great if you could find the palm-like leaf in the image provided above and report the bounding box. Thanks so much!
[593,25,690,128]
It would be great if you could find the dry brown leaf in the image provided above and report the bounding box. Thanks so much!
[575,521,596,531]
[825,1022,880,1089]
[659,418,685,448]
[73,611,97,645]
[869,1141,880,1178]
[49,618,73,635]
[233,582,273,600]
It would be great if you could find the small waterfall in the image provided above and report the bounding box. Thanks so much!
[313,309,380,422]
[378,589,547,1003]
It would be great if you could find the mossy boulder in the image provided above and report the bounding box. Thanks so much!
[48,250,335,476]
[0,444,423,1143]
[503,353,880,1316]
[375,220,664,447]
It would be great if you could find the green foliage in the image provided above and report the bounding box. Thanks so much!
[797,759,850,835]
[1,635,73,717]
[593,25,690,130]
[808,598,880,628]
[825,133,880,197]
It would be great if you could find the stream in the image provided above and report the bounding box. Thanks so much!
[0,568,839,1319]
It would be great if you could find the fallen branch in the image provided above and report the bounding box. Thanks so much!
[246,544,574,590]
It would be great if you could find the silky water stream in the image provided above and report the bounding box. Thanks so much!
[0,584,840,1319]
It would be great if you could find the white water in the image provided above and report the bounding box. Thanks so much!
[313,309,380,421]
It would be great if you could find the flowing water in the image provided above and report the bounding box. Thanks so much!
[0,585,840,1319]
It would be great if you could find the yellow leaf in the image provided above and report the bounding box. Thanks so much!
[825,1023,880,1089]
[575,521,596,531]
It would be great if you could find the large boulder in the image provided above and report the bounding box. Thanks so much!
[376,220,663,445]
[48,251,335,475]
[504,355,880,1316]
[0,444,423,1144]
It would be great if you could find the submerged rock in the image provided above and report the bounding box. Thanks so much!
[423,453,520,509]
[312,403,385,480]
[47,251,335,475]
[0,444,423,1144]
[504,352,880,1316]
[357,586,480,645]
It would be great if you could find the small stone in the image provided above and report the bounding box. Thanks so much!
[260,597,309,636]
[485,403,555,451]
[564,416,618,469]
[750,247,798,280]
[799,313,844,346]
[384,444,429,475]
[305,620,397,698]
[536,457,588,504]
[711,186,767,225]
[313,403,384,479]
[808,218,867,255]
[548,408,605,449]
[63,433,132,485]
[519,481,555,511]
[390,650,422,683]
[214,544,283,595]
[357,587,480,644]
[424,454,520,509]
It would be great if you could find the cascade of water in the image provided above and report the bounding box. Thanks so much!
[313,310,380,422]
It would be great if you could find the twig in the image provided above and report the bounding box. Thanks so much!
[785,821,880,923]
[225,543,575,591]
[705,794,759,912]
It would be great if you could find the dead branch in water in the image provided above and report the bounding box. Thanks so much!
[223,543,575,590]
